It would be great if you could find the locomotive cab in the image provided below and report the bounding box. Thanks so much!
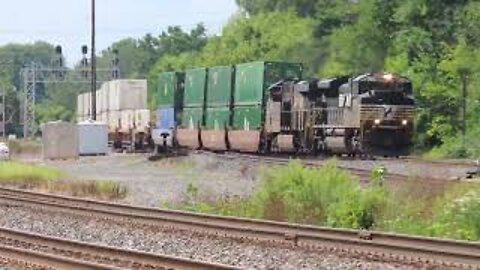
[349,73,415,155]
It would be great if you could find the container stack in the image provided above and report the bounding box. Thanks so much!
[181,68,208,130]
[76,92,91,122]
[233,62,303,131]
[205,66,233,130]
[76,80,149,133]
[155,72,184,134]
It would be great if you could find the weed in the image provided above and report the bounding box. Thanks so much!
[168,160,480,241]
[0,162,61,186]
[7,140,42,156]
[0,161,126,199]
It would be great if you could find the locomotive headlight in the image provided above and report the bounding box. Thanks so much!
[374,119,381,125]
[383,73,394,81]
[402,119,408,126]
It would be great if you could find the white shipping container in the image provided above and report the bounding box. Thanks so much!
[120,109,135,132]
[84,92,91,117]
[107,80,147,111]
[100,84,109,113]
[134,109,151,132]
[77,93,84,117]
[100,112,108,125]
[96,90,102,114]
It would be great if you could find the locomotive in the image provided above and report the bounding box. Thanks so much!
[152,61,415,156]
[266,73,415,156]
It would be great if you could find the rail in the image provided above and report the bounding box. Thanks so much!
[0,226,237,270]
[0,187,478,268]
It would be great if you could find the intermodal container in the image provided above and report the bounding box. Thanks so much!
[77,93,83,117]
[234,61,303,106]
[181,107,204,129]
[184,68,208,108]
[207,66,234,107]
[156,107,175,130]
[157,72,185,109]
[107,80,148,111]
[205,107,230,130]
[232,105,263,130]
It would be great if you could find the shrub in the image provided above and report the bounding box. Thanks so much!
[242,160,388,229]
[429,184,480,240]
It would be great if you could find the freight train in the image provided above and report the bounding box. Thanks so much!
[77,79,151,150]
[151,61,415,156]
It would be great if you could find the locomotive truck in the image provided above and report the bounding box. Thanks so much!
[151,61,415,156]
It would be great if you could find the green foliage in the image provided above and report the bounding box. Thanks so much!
[0,162,61,185]
[429,184,480,240]
[169,161,480,241]
[175,161,389,230]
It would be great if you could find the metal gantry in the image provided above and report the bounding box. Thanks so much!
[20,53,120,137]
[0,85,5,138]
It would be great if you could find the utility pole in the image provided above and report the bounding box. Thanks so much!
[461,73,467,138]
[0,85,5,139]
[91,0,97,120]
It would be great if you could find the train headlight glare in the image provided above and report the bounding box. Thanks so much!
[374,119,381,125]
[402,119,408,126]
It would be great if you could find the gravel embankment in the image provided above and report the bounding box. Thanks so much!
[0,202,424,270]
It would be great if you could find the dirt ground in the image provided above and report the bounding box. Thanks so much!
[43,153,259,207]
[11,150,473,208]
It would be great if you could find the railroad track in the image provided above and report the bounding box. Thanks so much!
[206,151,439,182]
[0,225,237,270]
[0,187,478,268]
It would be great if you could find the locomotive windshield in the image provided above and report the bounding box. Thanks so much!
[358,78,413,95]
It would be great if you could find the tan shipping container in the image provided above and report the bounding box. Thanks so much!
[120,109,135,132]
[134,109,150,133]
[107,80,147,111]
[107,110,122,132]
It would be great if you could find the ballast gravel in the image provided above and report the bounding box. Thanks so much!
[0,202,427,270]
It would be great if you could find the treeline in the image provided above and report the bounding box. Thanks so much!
[2,0,479,157]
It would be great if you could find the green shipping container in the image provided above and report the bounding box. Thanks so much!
[205,107,231,129]
[207,65,234,107]
[234,61,303,106]
[232,105,263,130]
[180,107,204,129]
[184,68,208,107]
[157,72,184,109]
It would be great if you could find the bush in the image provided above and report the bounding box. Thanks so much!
[186,160,390,229]
[429,184,480,240]
[169,161,480,241]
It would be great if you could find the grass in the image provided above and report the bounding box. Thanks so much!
[0,162,61,186]
[168,160,480,241]
[7,139,42,156]
[0,161,126,199]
